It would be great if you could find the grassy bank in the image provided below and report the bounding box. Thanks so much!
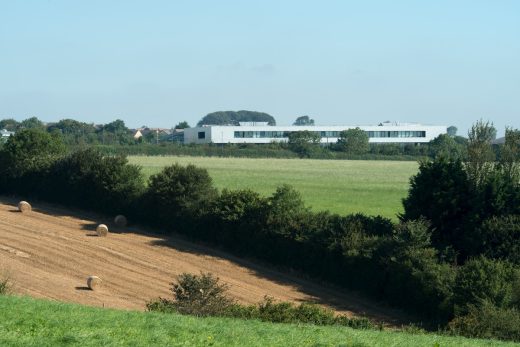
[128,156,418,218]
[0,295,515,347]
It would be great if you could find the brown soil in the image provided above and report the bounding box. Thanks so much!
[0,197,409,325]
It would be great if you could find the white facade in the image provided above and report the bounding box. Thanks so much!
[0,129,14,141]
[184,123,447,145]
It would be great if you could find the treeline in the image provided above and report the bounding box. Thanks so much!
[91,143,426,161]
[1,122,520,341]
[1,116,468,160]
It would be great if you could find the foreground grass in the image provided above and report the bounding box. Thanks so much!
[129,156,418,218]
[0,296,515,347]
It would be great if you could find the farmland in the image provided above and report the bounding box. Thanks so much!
[128,156,418,218]
[0,198,401,322]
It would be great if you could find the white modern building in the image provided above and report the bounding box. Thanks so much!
[184,122,447,145]
[0,129,14,142]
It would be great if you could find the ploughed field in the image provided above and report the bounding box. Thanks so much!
[129,156,418,219]
[0,198,405,324]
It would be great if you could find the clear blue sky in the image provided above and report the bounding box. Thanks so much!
[1,0,518,135]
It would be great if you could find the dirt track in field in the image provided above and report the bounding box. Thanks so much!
[0,197,408,325]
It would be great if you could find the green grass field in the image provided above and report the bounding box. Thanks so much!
[0,295,515,347]
[128,156,418,219]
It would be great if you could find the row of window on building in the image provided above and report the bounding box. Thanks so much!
[232,130,426,139]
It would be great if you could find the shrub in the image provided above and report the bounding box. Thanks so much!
[448,302,520,342]
[152,272,233,317]
[287,131,321,158]
[209,189,268,246]
[143,164,217,228]
[148,274,376,329]
[0,128,65,195]
[266,184,308,238]
[475,215,520,264]
[401,159,474,259]
[336,128,369,155]
[48,148,144,214]
[226,297,375,329]
[453,256,517,313]
[0,276,10,295]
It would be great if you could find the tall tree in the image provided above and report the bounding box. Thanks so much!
[19,117,45,130]
[0,118,19,131]
[336,128,369,155]
[466,120,496,186]
[197,110,276,126]
[429,134,466,161]
[499,127,520,182]
[293,116,315,126]
[288,131,320,158]
[175,121,190,129]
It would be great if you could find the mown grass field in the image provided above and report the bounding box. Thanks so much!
[128,156,418,219]
[1,295,516,347]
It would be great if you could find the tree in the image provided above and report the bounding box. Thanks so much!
[267,184,308,238]
[293,116,315,126]
[499,127,520,182]
[145,164,218,226]
[447,126,458,137]
[475,215,520,264]
[102,119,128,134]
[466,120,497,187]
[175,121,190,129]
[454,256,516,313]
[19,117,45,130]
[197,110,276,126]
[336,128,369,155]
[0,128,65,195]
[100,119,132,145]
[49,148,144,214]
[47,119,97,145]
[401,158,474,256]
[0,118,19,131]
[287,131,320,158]
[429,134,466,161]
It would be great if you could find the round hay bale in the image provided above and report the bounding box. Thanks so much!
[87,276,102,290]
[96,224,109,237]
[114,215,127,227]
[18,201,32,213]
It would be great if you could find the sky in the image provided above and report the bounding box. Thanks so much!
[0,0,519,136]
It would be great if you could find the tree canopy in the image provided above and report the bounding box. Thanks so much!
[0,118,19,131]
[197,110,276,126]
[336,128,369,154]
[293,116,315,126]
[175,121,190,129]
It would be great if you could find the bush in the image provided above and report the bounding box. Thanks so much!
[230,297,376,329]
[401,159,475,258]
[143,164,217,228]
[475,215,520,264]
[453,256,517,313]
[0,276,10,295]
[47,148,144,214]
[0,128,65,195]
[209,189,268,246]
[148,273,376,329]
[449,302,520,342]
[149,272,233,317]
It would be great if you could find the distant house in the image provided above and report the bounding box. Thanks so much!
[133,130,144,140]
[1,129,14,142]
